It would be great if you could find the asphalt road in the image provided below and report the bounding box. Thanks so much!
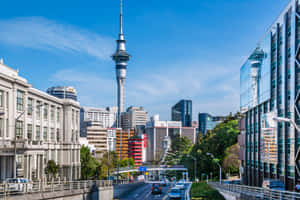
[120,182,190,200]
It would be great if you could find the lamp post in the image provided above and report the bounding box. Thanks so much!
[207,152,222,183]
[186,155,197,182]
[273,117,300,132]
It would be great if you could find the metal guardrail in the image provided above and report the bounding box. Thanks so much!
[209,182,300,200]
[0,180,112,198]
[185,182,192,200]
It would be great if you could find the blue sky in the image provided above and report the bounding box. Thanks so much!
[0,0,288,120]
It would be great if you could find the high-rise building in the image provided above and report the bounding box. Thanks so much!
[171,99,192,127]
[85,124,108,159]
[80,106,117,136]
[198,113,225,136]
[47,86,77,101]
[240,0,300,190]
[115,129,135,160]
[145,115,196,162]
[121,106,148,130]
[128,134,147,166]
[112,0,131,128]
[0,60,81,181]
[107,128,116,152]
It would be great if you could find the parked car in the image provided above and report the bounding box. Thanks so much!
[6,178,33,193]
[262,179,285,191]
[151,183,162,194]
[168,187,181,199]
[175,182,185,190]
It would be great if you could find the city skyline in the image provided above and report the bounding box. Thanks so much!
[0,0,288,120]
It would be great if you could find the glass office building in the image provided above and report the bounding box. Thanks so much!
[47,86,78,101]
[240,0,300,189]
[198,113,225,136]
[171,99,192,127]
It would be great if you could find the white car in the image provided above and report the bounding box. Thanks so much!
[175,182,185,190]
[168,187,182,199]
[6,178,33,193]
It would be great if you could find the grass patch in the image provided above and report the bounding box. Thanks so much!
[190,182,225,200]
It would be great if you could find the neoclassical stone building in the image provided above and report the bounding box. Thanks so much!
[0,60,81,181]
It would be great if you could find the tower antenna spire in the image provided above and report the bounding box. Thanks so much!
[120,0,123,35]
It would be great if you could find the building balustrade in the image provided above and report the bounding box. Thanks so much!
[0,180,113,198]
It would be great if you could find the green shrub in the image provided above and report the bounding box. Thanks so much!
[190,182,225,200]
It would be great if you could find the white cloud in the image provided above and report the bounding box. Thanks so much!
[50,69,116,107]
[50,59,240,120]
[0,17,114,60]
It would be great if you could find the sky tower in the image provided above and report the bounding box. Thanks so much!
[112,0,130,128]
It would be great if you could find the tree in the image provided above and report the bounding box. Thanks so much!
[80,146,101,180]
[222,144,240,176]
[120,158,135,168]
[45,160,60,179]
[100,151,119,178]
[188,113,240,180]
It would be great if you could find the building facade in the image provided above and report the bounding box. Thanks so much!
[47,86,77,101]
[85,124,108,159]
[121,106,148,130]
[107,128,116,152]
[171,99,192,127]
[80,106,117,137]
[240,0,300,190]
[198,113,225,136]
[145,115,196,162]
[0,61,81,181]
[128,134,147,166]
[115,129,135,160]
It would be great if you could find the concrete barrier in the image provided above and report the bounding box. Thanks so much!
[113,182,145,199]
[3,185,113,200]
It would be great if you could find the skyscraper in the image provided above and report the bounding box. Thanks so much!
[112,0,130,128]
[171,99,192,127]
[239,0,300,190]
[198,113,225,136]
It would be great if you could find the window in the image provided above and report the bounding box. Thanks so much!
[0,118,3,137]
[16,120,23,139]
[27,124,32,140]
[72,110,75,126]
[50,106,55,121]
[56,128,60,142]
[27,98,33,116]
[43,127,48,141]
[36,101,41,120]
[16,90,24,111]
[36,125,40,140]
[50,128,55,141]
[57,108,60,122]
[72,130,74,142]
[0,90,3,107]
[43,103,48,120]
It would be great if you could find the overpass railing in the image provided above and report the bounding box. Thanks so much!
[0,180,112,198]
[209,182,300,200]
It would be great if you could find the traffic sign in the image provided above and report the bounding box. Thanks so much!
[145,172,149,175]
[139,166,147,172]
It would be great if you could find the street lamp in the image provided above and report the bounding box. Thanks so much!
[186,155,197,182]
[207,152,222,183]
[273,117,300,132]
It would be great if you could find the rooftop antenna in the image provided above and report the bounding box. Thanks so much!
[120,0,123,35]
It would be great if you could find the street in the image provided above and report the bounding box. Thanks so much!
[120,182,189,200]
